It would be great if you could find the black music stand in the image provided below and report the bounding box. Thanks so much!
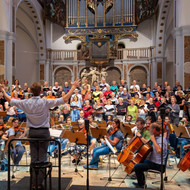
[62,130,87,178]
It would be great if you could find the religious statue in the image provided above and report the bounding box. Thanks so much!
[88,67,100,85]
[100,68,108,81]
[81,69,88,84]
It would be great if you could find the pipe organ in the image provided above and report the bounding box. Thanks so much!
[67,0,135,28]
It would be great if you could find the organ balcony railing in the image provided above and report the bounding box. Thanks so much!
[46,47,155,61]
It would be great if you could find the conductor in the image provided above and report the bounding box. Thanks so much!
[0,79,80,190]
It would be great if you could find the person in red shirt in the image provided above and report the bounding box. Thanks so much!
[104,85,113,99]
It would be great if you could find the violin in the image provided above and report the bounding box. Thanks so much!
[107,127,118,137]
[14,127,25,133]
[0,124,10,132]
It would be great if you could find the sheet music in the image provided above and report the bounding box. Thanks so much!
[105,138,116,154]
[185,127,190,138]
[49,128,63,138]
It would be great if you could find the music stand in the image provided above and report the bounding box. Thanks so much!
[91,128,107,142]
[62,130,86,177]
[0,111,7,117]
[173,125,190,139]
[120,124,133,139]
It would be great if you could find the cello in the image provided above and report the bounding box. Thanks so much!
[117,136,152,174]
[177,149,190,172]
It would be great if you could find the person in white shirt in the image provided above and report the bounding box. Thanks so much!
[130,80,140,92]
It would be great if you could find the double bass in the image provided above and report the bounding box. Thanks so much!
[117,136,152,174]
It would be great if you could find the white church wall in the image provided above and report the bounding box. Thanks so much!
[46,22,81,50]
[176,0,190,27]
[16,27,38,86]
[16,4,38,48]
[0,0,11,32]
[119,19,154,48]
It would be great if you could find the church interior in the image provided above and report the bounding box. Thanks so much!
[0,0,190,190]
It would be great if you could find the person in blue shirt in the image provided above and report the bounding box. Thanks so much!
[83,118,123,170]
[63,81,71,94]
[110,80,118,96]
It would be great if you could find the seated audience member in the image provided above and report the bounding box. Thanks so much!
[133,123,168,188]
[83,118,123,170]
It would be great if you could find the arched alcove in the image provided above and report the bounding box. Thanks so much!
[129,66,147,87]
[54,67,72,86]
[106,67,121,84]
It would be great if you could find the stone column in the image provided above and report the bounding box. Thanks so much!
[151,57,157,88]
[162,57,167,87]
[175,28,184,87]
[3,32,15,87]
[44,60,50,83]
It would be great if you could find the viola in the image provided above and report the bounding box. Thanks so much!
[117,136,152,174]
[107,127,118,137]
[177,150,190,172]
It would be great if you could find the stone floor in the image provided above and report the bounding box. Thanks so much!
[0,150,190,190]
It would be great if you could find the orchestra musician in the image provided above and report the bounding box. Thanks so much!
[0,79,80,190]
[133,123,168,188]
[78,119,97,153]
[131,117,151,144]
[4,118,26,170]
[83,118,123,170]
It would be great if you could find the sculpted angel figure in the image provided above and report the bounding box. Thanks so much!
[101,68,108,81]
[81,69,88,84]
